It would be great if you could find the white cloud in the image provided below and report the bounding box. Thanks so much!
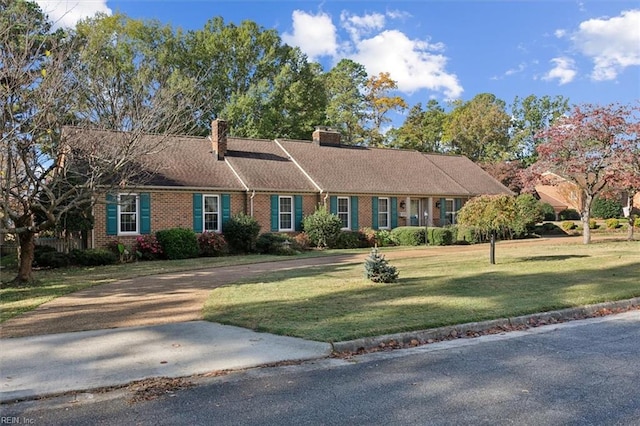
[340,11,385,42]
[572,9,640,81]
[34,0,111,28]
[542,57,577,85]
[350,30,462,98]
[285,9,462,99]
[554,29,567,38]
[282,10,338,60]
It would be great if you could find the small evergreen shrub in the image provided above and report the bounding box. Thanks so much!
[134,235,163,260]
[71,249,117,266]
[428,227,454,246]
[561,221,576,231]
[591,197,622,219]
[302,205,342,248]
[256,233,297,255]
[540,203,556,221]
[155,228,199,260]
[364,247,399,283]
[33,244,57,267]
[558,209,581,220]
[223,213,261,253]
[390,226,425,246]
[589,219,598,229]
[605,218,620,229]
[198,232,228,257]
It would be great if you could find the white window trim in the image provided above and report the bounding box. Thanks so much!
[337,196,350,230]
[117,193,139,236]
[445,198,457,225]
[203,194,221,233]
[279,196,294,231]
[378,197,390,230]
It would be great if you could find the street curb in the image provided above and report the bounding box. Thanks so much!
[330,297,640,354]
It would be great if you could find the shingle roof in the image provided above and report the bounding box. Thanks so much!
[423,154,514,196]
[276,139,471,196]
[63,127,245,190]
[225,138,318,192]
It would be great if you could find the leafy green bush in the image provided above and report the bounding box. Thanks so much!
[561,221,576,231]
[605,218,620,229]
[255,233,297,255]
[374,229,395,247]
[427,227,454,246]
[635,217,640,228]
[589,219,598,229]
[558,209,581,220]
[70,249,117,266]
[363,247,398,283]
[155,228,199,260]
[540,203,556,221]
[390,226,425,246]
[333,230,369,249]
[513,194,545,236]
[302,205,342,249]
[198,232,228,257]
[591,197,622,219]
[223,213,261,253]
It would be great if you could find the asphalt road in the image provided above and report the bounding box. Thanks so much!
[3,310,639,425]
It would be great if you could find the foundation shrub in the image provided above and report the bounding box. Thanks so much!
[390,227,425,246]
[223,213,261,254]
[198,232,228,257]
[155,228,199,260]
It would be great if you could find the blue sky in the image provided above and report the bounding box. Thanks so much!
[37,0,640,120]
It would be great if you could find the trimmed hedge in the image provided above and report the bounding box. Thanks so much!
[333,230,369,249]
[559,209,581,220]
[256,233,298,255]
[427,227,454,246]
[390,226,425,246]
[155,228,199,260]
[71,248,117,266]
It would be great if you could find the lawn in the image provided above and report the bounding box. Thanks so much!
[203,239,640,342]
[0,250,343,323]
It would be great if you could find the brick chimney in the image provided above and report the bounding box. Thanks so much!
[211,119,228,160]
[312,126,341,146]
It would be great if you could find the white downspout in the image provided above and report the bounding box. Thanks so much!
[250,190,256,217]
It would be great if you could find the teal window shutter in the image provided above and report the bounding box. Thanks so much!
[106,193,117,236]
[140,193,151,235]
[294,195,303,231]
[439,197,447,224]
[455,198,462,211]
[391,197,398,229]
[270,195,279,232]
[221,194,231,231]
[329,196,337,215]
[193,193,203,233]
[350,196,359,230]
[372,197,379,230]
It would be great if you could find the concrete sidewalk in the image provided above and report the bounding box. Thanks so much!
[0,321,332,403]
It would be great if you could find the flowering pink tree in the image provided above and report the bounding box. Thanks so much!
[531,103,639,244]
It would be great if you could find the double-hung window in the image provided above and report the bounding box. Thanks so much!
[279,196,293,231]
[203,195,220,232]
[445,198,456,225]
[118,194,138,235]
[337,197,350,229]
[378,197,389,229]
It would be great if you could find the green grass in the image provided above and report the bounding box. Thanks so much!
[203,240,640,342]
[0,250,343,323]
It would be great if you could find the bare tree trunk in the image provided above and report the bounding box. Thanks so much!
[15,231,36,284]
[626,193,635,241]
[489,231,496,265]
[581,194,592,245]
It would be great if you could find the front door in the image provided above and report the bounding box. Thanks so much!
[410,199,420,226]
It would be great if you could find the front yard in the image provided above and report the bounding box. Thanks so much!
[203,239,640,341]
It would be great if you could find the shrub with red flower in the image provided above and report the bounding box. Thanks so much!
[134,235,163,260]
[198,231,228,257]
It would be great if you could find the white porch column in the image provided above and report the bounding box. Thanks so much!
[427,197,434,227]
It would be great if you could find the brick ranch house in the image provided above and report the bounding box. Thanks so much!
[66,120,512,249]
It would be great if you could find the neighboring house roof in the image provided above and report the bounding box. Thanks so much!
[423,154,514,196]
[535,185,570,210]
[225,138,318,192]
[276,139,472,196]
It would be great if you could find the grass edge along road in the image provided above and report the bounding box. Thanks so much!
[203,240,640,342]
